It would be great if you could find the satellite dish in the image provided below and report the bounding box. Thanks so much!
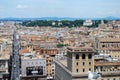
[88,71,101,80]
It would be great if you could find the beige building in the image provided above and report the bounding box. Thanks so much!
[95,37,120,59]
[0,44,11,79]
[55,46,120,80]
[94,55,120,80]
[55,46,95,80]
[44,55,55,79]
[67,47,95,73]
[0,59,9,79]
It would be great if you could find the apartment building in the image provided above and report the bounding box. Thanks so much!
[95,37,120,59]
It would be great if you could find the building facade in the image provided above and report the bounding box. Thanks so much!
[55,46,120,80]
[95,37,120,59]
[55,47,95,80]
[21,58,47,80]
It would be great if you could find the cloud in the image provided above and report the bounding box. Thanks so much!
[16,4,28,9]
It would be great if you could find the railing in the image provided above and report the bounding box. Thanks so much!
[72,72,88,76]
[101,71,120,76]
[95,61,120,66]
[0,68,6,71]
[72,71,120,77]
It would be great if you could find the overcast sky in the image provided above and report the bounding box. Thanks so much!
[0,0,120,18]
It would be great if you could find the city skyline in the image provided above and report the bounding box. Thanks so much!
[0,0,120,18]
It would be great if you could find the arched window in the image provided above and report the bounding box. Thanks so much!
[82,54,85,59]
[83,68,85,72]
[89,68,91,71]
[76,54,79,59]
[76,69,79,72]
[88,54,92,59]
[83,62,85,66]
[89,62,91,65]
[76,62,78,66]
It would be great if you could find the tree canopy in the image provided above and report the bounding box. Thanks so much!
[22,20,109,28]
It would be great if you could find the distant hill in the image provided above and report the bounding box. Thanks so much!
[0,17,78,21]
[0,16,120,21]
[103,16,120,20]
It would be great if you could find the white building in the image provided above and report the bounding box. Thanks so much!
[83,20,93,26]
[21,58,47,77]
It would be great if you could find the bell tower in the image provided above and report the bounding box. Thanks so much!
[67,47,95,74]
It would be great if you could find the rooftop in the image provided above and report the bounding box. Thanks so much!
[67,46,95,52]
[97,38,120,42]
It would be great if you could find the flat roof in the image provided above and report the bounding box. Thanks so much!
[97,38,120,42]
[67,46,95,52]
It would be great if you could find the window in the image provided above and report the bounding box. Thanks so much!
[89,68,91,71]
[49,60,51,62]
[76,69,79,72]
[33,49,35,51]
[82,54,85,59]
[88,54,92,59]
[83,62,85,66]
[102,45,105,48]
[76,54,79,59]
[76,62,78,66]
[83,68,85,72]
[113,78,116,80]
[89,62,91,65]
